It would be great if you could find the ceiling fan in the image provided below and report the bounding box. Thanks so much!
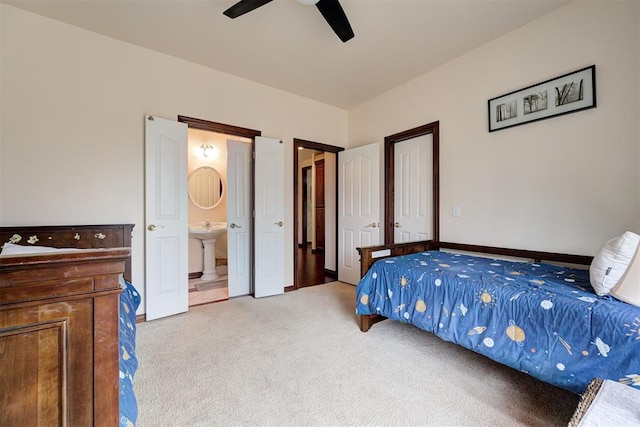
[223,0,355,43]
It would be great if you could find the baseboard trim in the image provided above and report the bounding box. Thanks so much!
[324,268,337,278]
[284,285,295,292]
[136,314,146,323]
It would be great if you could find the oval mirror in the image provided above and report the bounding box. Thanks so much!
[188,166,224,209]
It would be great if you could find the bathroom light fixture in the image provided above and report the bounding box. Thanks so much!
[201,143,215,158]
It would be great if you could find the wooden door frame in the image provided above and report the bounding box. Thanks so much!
[384,121,440,245]
[293,138,344,290]
[178,116,261,140]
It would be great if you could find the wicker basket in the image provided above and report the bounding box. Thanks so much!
[568,378,604,427]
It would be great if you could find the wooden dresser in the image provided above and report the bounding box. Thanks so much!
[0,248,130,426]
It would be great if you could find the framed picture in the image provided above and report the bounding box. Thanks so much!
[488,65,596,132]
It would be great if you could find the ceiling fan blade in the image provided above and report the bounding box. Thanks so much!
[315,0,354,42]
[223,0,274,19]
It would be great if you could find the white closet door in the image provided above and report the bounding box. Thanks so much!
[227,139,252,297]
[338,142,381,285]
[144,115,188,320]
[254,136,285,298]
[394,134,433,243]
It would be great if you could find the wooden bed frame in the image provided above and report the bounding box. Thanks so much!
[356,239,594,332]
[0,224,134,426]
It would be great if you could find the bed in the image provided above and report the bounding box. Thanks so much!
[355,239,640,394]
[0,224,140,427]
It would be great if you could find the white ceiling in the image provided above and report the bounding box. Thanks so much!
[5,0,572,109]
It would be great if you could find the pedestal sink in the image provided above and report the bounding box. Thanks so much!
[189,222,227,281]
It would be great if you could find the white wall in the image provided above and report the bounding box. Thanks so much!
[349,0,640,255]
[0,5,348,314]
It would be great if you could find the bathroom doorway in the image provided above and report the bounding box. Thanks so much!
[178,116,260,306]
[293,138,343,289]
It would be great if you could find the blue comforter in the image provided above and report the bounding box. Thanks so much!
[119,279,141,427]
[355,251,640,393]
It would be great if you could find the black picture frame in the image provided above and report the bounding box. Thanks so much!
[488,65,596,132]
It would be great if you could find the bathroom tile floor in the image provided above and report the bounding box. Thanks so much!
[188,277,228,307]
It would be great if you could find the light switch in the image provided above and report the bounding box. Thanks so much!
[453,205,461,217]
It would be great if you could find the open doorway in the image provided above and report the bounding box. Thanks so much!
[177,115,261,304]
[293,138,344,289]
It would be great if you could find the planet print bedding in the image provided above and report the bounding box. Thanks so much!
[119,278,141,427]
[355,251,640,393]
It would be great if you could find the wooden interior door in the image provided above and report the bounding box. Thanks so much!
[314,159,325,251]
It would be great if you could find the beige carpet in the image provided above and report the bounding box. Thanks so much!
[135,281,579,426]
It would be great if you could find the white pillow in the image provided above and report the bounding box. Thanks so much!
[610,244,640,307]
[590,231,640,296]
[0,242,78,255]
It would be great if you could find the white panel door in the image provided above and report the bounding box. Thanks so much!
[254,136,285,298]
[144,115,188,320]
[338,143,381,285]
[227,139,252,297]
[394,134,433,243]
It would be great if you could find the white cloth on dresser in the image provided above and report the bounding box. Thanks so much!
[578,380,640,427]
